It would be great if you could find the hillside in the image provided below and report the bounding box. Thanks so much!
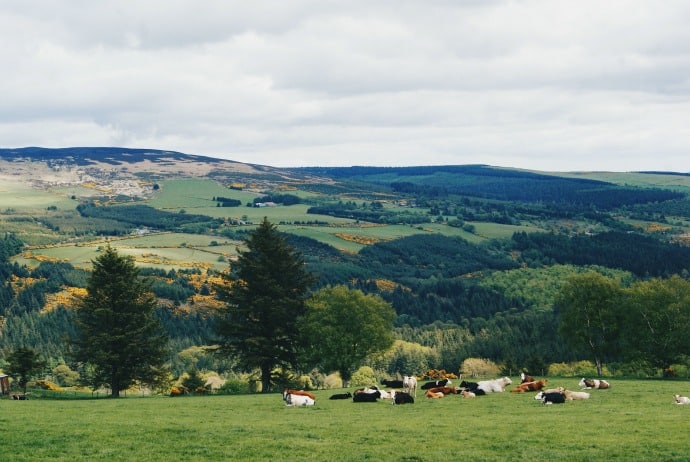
[2,147,690,377]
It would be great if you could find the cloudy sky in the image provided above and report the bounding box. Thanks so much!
[1,1,688,172]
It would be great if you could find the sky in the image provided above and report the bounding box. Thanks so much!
[1,1,689,172]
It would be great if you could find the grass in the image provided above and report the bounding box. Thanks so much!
[2,378,689,461]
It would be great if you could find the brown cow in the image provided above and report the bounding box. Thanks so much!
[510,379,548,393]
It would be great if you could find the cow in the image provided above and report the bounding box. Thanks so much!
[283,387,316,401]
[353,390,381,402]
[425,390,444,399]
[674,394,690,405]
[460,380,480,391]
[329,392,352,400]
[578,378,610,390]
[477,377,512,393]
[283,392,315,406]
[510,379,548,393]
[460,390,476,398]
[403,376,417,397]
[421,378,451,390]
[381,379,404,388]
[541,391,566,405]
[520,372,534,383]
[393,391,414,405]
[563,389,590,400]
[428,386,460,395]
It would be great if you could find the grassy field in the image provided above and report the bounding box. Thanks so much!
[2,378,689,461]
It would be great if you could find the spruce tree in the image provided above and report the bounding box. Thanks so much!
[70,246,169,397]
[214,217,316,392]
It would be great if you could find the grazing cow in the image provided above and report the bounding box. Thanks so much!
[421,378,451,390]
[520,372,534,383]
[283,391,315,407]
[393,391,414,405]
[563,389,590,401]
[425,390,444,399]
[284,387,316,400]
[578,378,610,390]
[403,376,417,397]
[477,377,512,393]
[428,386,460,395]
[329,392,352,400]
[461,390,476,398]
[381,379,404,388]
[541,391,566,405]
[353,390,381,402]
[674,394,690,405]
[510,379,548,393]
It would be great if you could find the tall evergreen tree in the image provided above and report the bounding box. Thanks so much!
[70,246,169,397]
[5,346,46,394]
[214,218,316,392]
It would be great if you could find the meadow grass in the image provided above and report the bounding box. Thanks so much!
[2,378,689,461]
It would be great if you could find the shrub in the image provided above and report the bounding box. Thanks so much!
[460,358,500,378]
[350,366,377,387]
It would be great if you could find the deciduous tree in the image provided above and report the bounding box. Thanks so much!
[5,346,46,394]
[299,285,396,387]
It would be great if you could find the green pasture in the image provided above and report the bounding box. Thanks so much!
[0,178,76,210]
[2,378,689,461]
[552,171,690,191]
[14,233,243,271]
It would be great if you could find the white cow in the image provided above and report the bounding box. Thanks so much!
[283,391,315,406]
[403,376,417,397]
[477,376,512,393]
[563,389,590,400]
[674,394,690,405]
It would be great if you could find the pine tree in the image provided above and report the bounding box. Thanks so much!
[70,246,169,397]
[214,218,316,392]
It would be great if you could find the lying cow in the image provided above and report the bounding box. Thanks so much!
[353,390,381,402]
[381,379,404,388]
[520,372,534,383]
[563,389,590,400]
[578,378,610,389]
[428,386,460,395]
[460,390,476,398]
[510,379,548,393]
[541,391,566,405]
[477,377,512,393]
[393,391,414,405]
[329,392,352,400]
[425,390,444,399]
[284,387,316,400]
[421,378,451,390]
[674,394,690,405]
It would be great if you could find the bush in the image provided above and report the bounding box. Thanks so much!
[350,366,377,387]
[547,360,607,377]
[460,358,500,378]
[219,379,249,395]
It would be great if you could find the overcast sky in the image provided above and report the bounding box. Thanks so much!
[1,1,688,172]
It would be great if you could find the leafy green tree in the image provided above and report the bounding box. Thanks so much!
[214,218,316,393]
[299,285,396,387]
[622,275,690,371]
[70,246,169,397]
[556,272,623,376]
[6,346,46,394]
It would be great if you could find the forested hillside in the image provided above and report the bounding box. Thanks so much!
[2,149,690,384]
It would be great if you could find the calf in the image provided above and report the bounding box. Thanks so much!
[541,391,566,405]
[353,390,381,402]
[421,378,451,390]
[460,390,476,398]
[393,391,414,405]
[674,394,690,405]
[329,392,352,400]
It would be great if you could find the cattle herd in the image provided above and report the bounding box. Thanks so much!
[282,375,690,408]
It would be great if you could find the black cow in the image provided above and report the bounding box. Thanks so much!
[460,380,480,391]
[393,391,414,405]
[421,378,450,390]
[541,392,566,405]
[353,390,380,402]
[329,392,352,400]
[381,379,404,388]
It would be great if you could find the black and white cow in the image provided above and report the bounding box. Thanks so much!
[541,391,566,405]
[421,378,451,390]
[353,390,381,402]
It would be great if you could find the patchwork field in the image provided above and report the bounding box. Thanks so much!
[2,378,689,461]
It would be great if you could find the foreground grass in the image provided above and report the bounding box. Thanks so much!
[1,378,689,461]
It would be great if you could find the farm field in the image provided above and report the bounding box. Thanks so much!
[2,378,689,461]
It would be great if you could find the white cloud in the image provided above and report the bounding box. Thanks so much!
[1,0,689,172]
